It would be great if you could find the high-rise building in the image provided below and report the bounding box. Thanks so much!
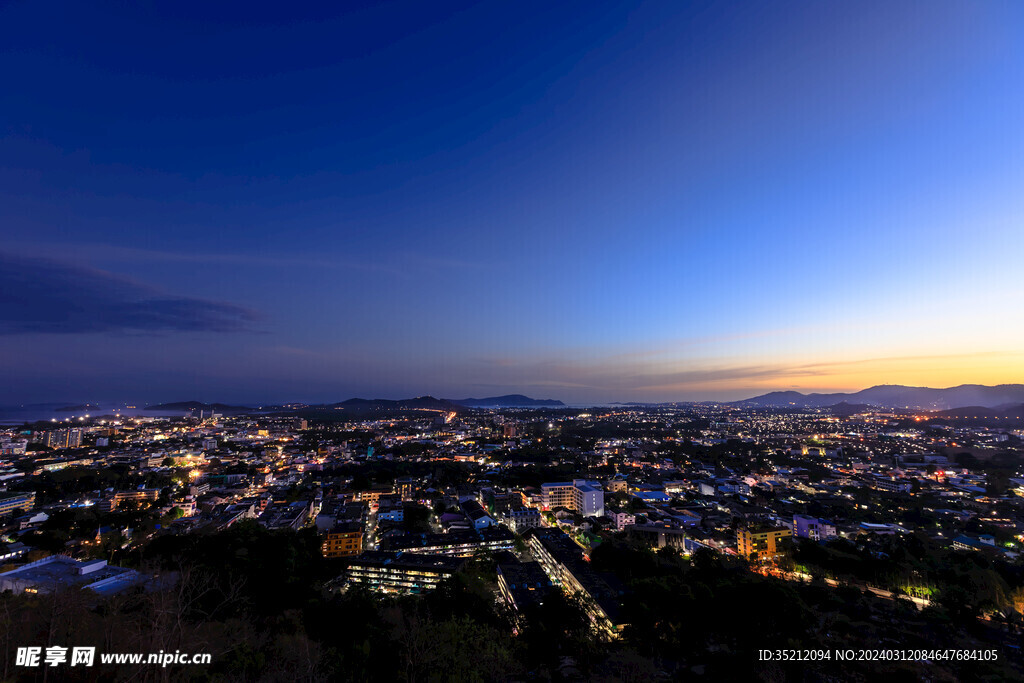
[541,480,604,517]
[44,430,63,449]
[44,428,83,450]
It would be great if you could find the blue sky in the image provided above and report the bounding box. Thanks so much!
[2,0,1023,404]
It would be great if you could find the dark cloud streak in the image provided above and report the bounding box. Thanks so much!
[0,252,262,334]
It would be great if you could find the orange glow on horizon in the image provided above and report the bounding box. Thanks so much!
[633,350,1024,399]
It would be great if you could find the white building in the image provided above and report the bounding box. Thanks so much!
[609,510,635,531]
[541,480,604,518]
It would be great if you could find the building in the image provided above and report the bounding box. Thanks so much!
[380,526,515,556]
[737,526,791,560]
[345,551,465,594]
[608,510,635,531]
[355,487,395,510]
[857,522,908,536]
[322,521,364,558]
[316,502,366,531]
[0,556,141,595]
[952,534,998,552]
[871,476,912,494]
[0,492,36,517]
[497,559,553,614]
[395,477,417,501]
[1,439,28,455]
[525,528,625,637]
[629,524,687,550]
[605,477,628,494]
[792,515,837,541]
[210,504,257,530]
[98,488,161,512]
[507,507,543,533]
[377,496,405,522]
[461,500,495,529]
[631,491,671,505]
[0,541,28,563]
[44,428,83,450]
[259,501,310,530]
[541,480,605,517]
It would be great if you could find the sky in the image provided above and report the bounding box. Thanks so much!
[2,0,1024,405]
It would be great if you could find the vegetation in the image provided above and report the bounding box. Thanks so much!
[4,524,1022,681]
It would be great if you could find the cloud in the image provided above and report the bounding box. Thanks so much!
[0,252,262,334]
[2,242,493,277]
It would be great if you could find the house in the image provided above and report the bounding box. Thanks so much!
[792,515,837,541]
[461,500,496,529]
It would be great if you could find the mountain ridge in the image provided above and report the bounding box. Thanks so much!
[736,384,1024,410]
[145,401,253,414]
[451,394,565,407]
[136,394,566,414]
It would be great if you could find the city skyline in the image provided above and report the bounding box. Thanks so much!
[3,1,1024,404]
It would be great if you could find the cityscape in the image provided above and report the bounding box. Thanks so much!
[4,1,1024,681]
[2,390,1024,679]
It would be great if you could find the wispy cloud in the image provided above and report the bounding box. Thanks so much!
[0,252,263,334]
[2,242,494,277]
[3,243,398,274]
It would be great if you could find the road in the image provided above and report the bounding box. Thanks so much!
[758,567,931,610]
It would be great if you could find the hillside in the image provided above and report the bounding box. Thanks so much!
[451,394,565,407]
[737,384,1024,410]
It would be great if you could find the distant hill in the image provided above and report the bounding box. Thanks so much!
[328,396,469,413]
[55,403,102,413]
[451,394,565,407]
[736,384,1024,410]
[139,395,563,417]
[145,401,253,414]
[932,403,1024,423]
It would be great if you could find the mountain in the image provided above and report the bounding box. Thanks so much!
[932,403,1024,422]
[137,395,562,416]
[328,396,469,413]
[145,401,253,414]
[736,384,1024,410]
[451,395,565,407]
[55,403,103,413]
